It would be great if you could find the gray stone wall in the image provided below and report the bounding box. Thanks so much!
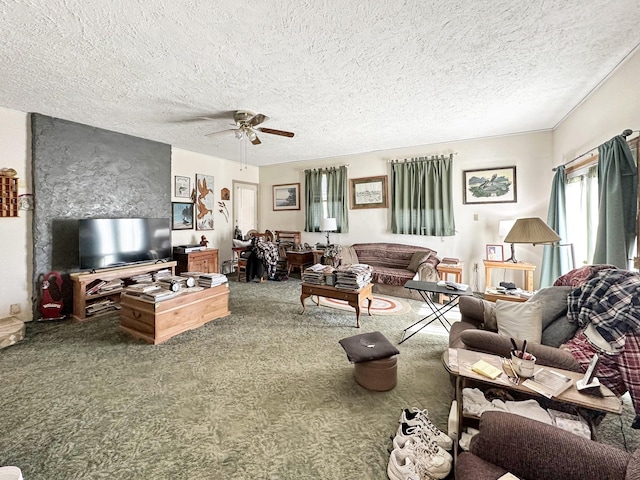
[31,114,171,315]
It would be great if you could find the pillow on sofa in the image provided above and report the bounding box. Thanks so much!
[495,300,542,343]
[528,286,572,330]
[407,251,432,272]
[340,246,359,266]
[541,314,579,348]
[232,239,252,248]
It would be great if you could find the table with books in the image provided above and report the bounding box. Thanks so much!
[119,272,230,344]
[442,348,623,460]
[300,263,374,328]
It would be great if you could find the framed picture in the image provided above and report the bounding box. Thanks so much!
[172,202,194,230]
[174,176,191,198]
[272,183,300,211]
[463,166,517,204]
[196,174,215,230]
[350,175,388,209]
[486,244,504,262]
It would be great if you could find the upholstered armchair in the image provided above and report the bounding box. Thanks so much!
[456,411,640,480]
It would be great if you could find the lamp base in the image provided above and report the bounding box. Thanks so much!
[504,243,518,263]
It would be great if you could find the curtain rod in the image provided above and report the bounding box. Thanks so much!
[552,128,638,171]
[387,153,457,163]
[302,164,349,172]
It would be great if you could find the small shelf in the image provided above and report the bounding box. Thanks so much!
[0,176,19,218]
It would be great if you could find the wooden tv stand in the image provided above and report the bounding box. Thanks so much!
[69,261,177,322]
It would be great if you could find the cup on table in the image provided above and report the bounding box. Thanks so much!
[511,350,536,378]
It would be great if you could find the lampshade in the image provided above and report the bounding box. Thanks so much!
[320,218,337,232]
[504,217,561,245]
[498,220,516,237]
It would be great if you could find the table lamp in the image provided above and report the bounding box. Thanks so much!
[320,217,337,246]
[504,217,561,263]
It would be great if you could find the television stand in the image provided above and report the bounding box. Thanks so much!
[69,261,177,322]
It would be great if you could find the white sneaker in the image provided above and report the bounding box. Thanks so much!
[399,408,453,450]
[387,446,451,480]
[392,432,452,463]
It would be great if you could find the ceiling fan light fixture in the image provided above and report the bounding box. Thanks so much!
[234,130,244,140]
[247,129,257,142]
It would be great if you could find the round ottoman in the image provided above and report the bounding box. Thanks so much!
[354,355,398,391]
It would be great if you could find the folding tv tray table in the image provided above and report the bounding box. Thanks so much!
[400,280,472,344]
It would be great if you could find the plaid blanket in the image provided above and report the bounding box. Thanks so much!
[567,269,640,350]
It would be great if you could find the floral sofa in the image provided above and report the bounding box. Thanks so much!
[336,243,440,299]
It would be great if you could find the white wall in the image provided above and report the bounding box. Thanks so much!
[259,131,555,290]
[553,47,640,166]
[0,107,31,321]
[170,147,259,266]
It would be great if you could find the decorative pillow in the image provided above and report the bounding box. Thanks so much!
[528,286,572,330]
[541,315,579,347]
[232,239,252,248]
[339,246,359,266]
[495,300,542,344]
[407,251,432,272]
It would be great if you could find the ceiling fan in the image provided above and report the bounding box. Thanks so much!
[203,110,294,145]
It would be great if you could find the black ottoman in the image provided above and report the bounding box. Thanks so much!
[339,331,400,391]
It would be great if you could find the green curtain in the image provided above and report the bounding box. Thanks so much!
[540,166,569,287]
[304,166,349,233]
[593,135,638,269]
[391,155,455,236]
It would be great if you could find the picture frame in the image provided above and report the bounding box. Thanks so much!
[171,202,194,230]
[486,244,504,262]
[463,166,517,204]
[174,176,191,198]
[195,173,215,230]
[272,183,300,211]
[350,175,388,209]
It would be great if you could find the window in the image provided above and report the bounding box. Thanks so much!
[304,166,349,234]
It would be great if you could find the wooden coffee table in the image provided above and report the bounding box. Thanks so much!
[300,282,373,328]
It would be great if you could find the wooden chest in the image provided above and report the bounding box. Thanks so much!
[119,284,230,344]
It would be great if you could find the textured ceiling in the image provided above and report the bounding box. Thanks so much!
[1,1,639,166]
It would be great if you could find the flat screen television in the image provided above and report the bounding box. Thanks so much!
[79,218,171,270]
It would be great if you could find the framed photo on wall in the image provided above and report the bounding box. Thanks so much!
[486,244,504,262]
[196,174,215,230]
[172,202,194,230]
[463,166,517,204]
[272,183,300,211]
[174,176,191,198]
[350,175,388,209]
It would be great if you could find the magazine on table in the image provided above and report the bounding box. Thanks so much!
[523,368,573,399]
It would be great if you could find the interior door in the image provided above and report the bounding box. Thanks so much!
[233,181,258,239]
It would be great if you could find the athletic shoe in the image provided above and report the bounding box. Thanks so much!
[392,430,452,463]
[387,445,451,480]
[399,408,453,450]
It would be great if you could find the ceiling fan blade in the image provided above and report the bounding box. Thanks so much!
[205,128,235,137]
[257,127,295,138]
[248,113,269,127]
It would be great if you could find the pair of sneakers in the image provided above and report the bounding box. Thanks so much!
[387,408,453,480]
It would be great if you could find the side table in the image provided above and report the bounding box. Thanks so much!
[484,260,535,291]
[286,250,314,276]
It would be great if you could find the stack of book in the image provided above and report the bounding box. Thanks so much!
[98,279,124,293]
[86,279,107,295]
[85,299,120,316]
[124,283,161,296]
[141,288,178,303]
[158,275,195,290]
[129,272,154,283]
[335,264,373,290]
[152,269,173,281]
[190,273,228,288]
[302,264,334,284]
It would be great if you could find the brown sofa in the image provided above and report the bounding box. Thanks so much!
[449,288,583,372]
[456,411,640,480]
[347,243,440,299]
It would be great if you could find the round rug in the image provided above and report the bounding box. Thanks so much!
[316,294,411,315]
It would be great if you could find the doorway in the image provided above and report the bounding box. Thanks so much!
[233,181,258,239]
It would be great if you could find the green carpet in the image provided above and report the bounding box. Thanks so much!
[0,279,636,479]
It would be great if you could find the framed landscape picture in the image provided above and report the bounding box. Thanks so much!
[172,202,194,230]
[272,183,300,211]
[463,166,517,204]
[350,175,388,209]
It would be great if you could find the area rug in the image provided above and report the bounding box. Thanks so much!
[316,293,411,315]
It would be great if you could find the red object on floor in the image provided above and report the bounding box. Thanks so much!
[40,271,64,320]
